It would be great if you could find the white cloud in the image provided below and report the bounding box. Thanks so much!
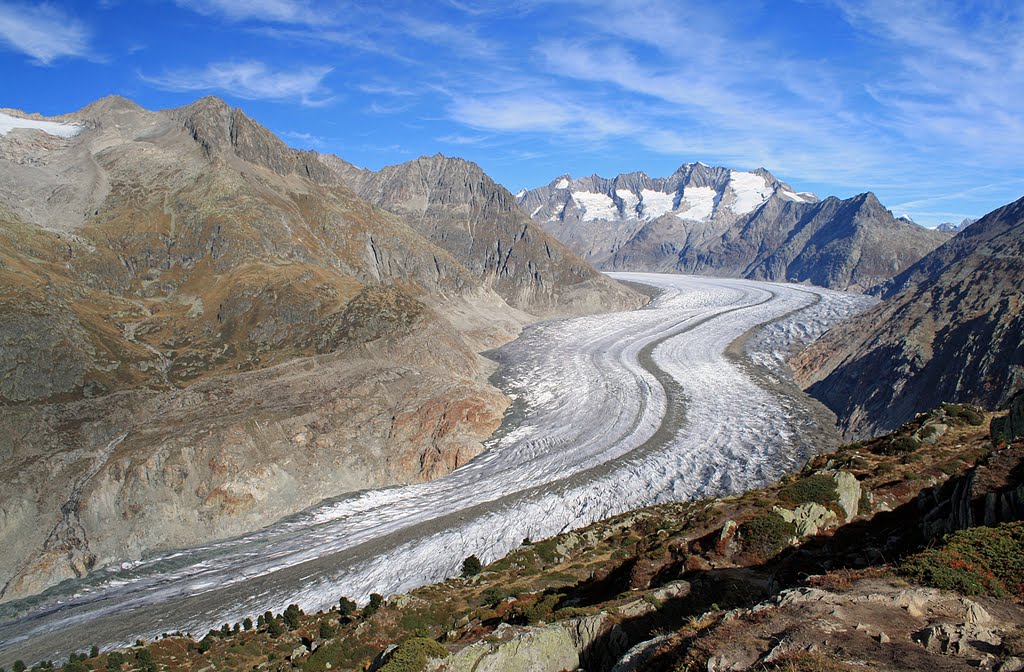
[279,130,323,146]
[141,60,333,106]
[174,0,325,24]
[0,2,92,65]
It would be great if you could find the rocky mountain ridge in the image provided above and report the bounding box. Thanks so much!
[794,194,1024,438]
[518,164,951,292]
[0,96,643,601]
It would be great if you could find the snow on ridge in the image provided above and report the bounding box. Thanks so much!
[515,189,527,199]
[779,190,807,203]
[676,185,717,221]
[0,111,83,139]
[555,177,570,189]
[728,171,772,214]
[573,190,618,221]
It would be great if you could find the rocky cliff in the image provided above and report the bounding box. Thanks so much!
[0,96,643,601]
[518,165,950,292]
[793,195,1024,438]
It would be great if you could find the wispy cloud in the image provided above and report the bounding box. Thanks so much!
[279,130,324,146]
[141,60,333,105]
[174,0,326,24]
[0,2,92,65]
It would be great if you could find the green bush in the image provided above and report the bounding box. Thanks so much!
[378,638,449,672]
[740,513,796,559]
[267,617,285,638]
[242,617,253,631]
[338,596,357,616]
[480,586,516,607]
[899,521,1024,597]
[461,555,482,578]
[778,475,838,507]
[283,604,303,629]
[105,652,124,671]
[943,403,984,426]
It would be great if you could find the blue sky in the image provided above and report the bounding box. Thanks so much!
[1,0,1022,226]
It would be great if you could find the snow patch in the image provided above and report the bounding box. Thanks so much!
[0,112,83,139]
[515,189,526,199]
[779,190,806,202]
[573,191,617,221]
[728,171,772,214]
[676,186,717,221]
[531,205,543,217]
[616,188,640,217]
[640,189,676,220]
[555,178,570,189]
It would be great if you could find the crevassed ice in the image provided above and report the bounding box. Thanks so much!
[0,112,82,139]
[728,171,773,214]
[616,189,640,217]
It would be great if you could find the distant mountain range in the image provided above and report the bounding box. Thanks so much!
[0,96,643,601]
[795,195,1024,437]
[518,164,952,291]
[936,217,978,233]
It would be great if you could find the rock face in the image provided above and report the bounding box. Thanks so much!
[518,165,950,291]
[324,154,642,317]
[0,96,643,601]
[793,195,1024,438]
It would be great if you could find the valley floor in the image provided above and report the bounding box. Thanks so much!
[0,274,873,665]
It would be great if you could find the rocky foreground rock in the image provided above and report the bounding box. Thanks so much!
[518,164,950,291]
[794,194,1024,438]
[0,96,644,601]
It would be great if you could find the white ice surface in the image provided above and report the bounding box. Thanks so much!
[639,189,676,220]
[728,171,772,214]
[0,112,82,138]
[573,190,618,221]
[555,177,570,189]
[616,189,640,217]
[677,185,717,221]
[0,274,874,663]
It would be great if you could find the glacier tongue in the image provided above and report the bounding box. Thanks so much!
[0,274,872,666]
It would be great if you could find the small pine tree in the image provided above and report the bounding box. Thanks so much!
[90,646,100,659]
[267,617,285,638]
[220,623,231,637]
[263,611,274,628]
[283,604,302,629]
[243,616,254,631]
[257,614,266,628]
[13,662,26,672]
[318,620,335,639]
[362,593,383,619]
[233,622,241,634]
[461,554,482,577]
[338,596,357,616]
[106,651,125,671]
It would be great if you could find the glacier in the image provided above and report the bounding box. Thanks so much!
[0,273,874,665]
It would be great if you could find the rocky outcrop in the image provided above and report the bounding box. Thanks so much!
[519,165,949,291]
[794,195,1024,438]
[0,96,641,601]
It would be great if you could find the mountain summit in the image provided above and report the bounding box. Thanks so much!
[518,164,951,291]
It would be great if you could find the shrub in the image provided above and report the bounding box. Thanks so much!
[378,637,449,672]
[881,435,920,455]
[461,555,482,578]
[267,617,285,638]
[105,652,125,671]
[12,662,24,672]
[242,617,253,631]
[899,521,1024,597]
[319,620,336,639]
[740,513,796,559]
[777,475,838,507]
[480,586,516,607]
[89,646,99,659]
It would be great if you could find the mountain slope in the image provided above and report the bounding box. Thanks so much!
[519,165,950,291]
[322,153,641,317]
[793,195,1024,437]
[0,96,640,601]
